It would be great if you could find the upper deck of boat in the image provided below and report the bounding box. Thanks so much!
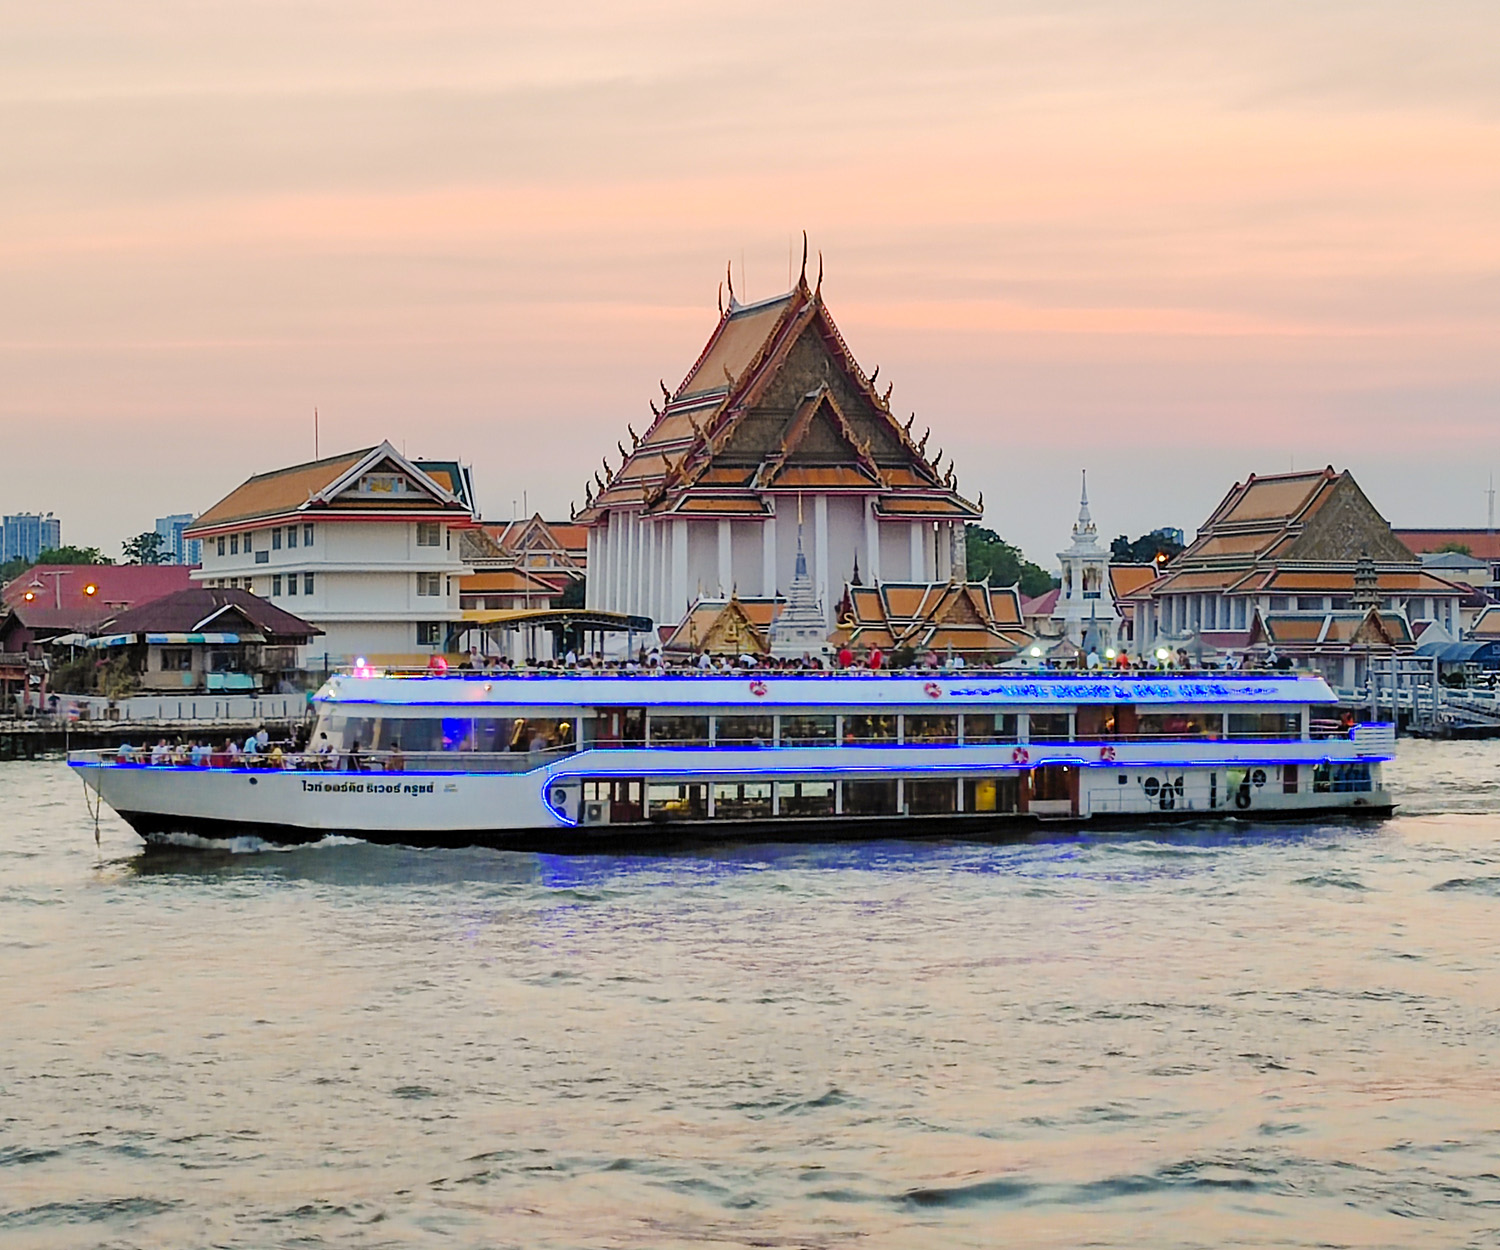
[315,669,1338,711]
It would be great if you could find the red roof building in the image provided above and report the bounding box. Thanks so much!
[0,564,194,656]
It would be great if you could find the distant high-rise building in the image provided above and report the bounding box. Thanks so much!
[2,512,61,564]
[155,513,202,565]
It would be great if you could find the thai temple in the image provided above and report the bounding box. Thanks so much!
[577,250,981,644]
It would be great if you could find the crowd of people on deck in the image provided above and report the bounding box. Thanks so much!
[434,641,1292,676]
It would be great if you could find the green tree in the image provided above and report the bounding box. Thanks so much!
[1111,530,1185,567]
[964,526,1056,599]
[1,545,113,585]
[1436,541,1473,556]
[121,531,167,565]
[39,545,112,565]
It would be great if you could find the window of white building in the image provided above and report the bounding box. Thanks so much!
[416,522,442,547]
[417,573,441,596]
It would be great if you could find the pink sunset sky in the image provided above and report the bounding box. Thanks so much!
[3,1,1497,564]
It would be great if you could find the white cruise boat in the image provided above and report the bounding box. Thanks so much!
[71,671,1395,851]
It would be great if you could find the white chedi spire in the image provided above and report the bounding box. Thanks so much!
[769,511,829,658]
[1064,469,1104,556]
[1073,469,1097,541]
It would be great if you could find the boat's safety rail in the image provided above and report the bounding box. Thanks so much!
[1349,723,1397,754]
[68,746,576,775]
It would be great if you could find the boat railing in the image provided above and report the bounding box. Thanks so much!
[327,664,1317,681]
[72,746,578,774]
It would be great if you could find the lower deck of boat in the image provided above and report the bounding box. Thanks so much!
[120,801,1396,855]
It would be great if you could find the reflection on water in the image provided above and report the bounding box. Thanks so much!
[3,744,1500,1249]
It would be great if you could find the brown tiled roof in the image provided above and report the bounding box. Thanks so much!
[1109,565,1157,599]
[1469,606,1500,638]
[580,270,977,523]
[190,449,370,530]
[103,588,321,642]
[1216,470,1333,524]
[460,569,558,596]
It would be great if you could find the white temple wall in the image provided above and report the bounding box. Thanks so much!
[824,495,864,611]
[730,521,762,596]
[686,519,718,605]
[879,522,913,581]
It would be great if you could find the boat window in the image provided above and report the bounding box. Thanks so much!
[371,718,439,752]
[1136,712,1221,739]
[965,776,1021,814]
[647,781,706,820]
[647,714,710,747]
[713,781,772,818]
[1226,712,1302,740]
[501,717,576,753]
[336,716,378,750]
[906,778,957,815]
[1075,705,1134,741]
[1028,713,1072,742]
[905,714,958,744]
[842,714,898,744]
[843,779,898,816]
[962,713,1018,743]
[777,780,835,817]
[714,714,775,748]
[1313,763,1372,793]
[780,714,836,747]
[583,778,643,821]
[586,707,645,747]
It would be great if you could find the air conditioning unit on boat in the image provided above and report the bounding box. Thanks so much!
[582,799,611,826]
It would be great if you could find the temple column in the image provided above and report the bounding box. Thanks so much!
[864,497,881,584]
[814,494,830,625]
[615,513,627,615]
[762,508,777,597]
[909,522,924,582]
[938,521,953,581]
[625,511,638,618]
[717,519,732,598]
[599,520,612,612]
[585,527,599,609]
[671,518,689,625]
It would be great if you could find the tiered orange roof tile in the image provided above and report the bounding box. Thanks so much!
[577,262,978,525]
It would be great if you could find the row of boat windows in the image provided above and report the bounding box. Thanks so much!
[581,763,1372,820]
[328,708,1310,752]
[581,776,1026,820]
[581,761,1373,822]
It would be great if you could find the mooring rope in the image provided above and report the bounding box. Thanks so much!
[81,777,101,849]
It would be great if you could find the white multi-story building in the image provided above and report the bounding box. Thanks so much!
[185,443,478,668]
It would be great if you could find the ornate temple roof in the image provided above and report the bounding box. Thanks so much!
[1133,467,1456,602]
[577,254,980,524]
[833,581,1032,656]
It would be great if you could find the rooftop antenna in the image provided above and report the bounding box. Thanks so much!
[314,407,319,460]
[1488,474,1495,535]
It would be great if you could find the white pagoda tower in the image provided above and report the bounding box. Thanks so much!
[768,518,829,658]
[1054,471,1119,651]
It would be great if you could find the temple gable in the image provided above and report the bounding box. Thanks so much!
[1283,475,1417,564]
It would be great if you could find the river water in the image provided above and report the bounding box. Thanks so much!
[2,742,1498,1249]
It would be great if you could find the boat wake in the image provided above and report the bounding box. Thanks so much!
[143,830,368,855]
